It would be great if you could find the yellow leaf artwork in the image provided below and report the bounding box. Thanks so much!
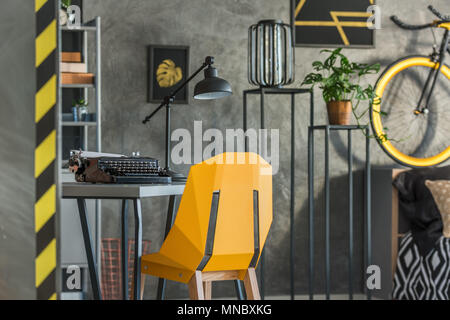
[156,59,183,88]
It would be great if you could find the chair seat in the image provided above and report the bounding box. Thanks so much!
[141,252,195,284]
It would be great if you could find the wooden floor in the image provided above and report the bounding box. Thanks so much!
[176,293,376,300]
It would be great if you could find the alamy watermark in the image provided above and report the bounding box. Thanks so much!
[366,265,381,290]
[171,121,280,175]
[367,5,382,30]
[66,5,81,29]
[66,265,81,290]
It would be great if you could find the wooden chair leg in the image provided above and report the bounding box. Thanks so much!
[203,281,212,300]
[243,268,260,300]
[140,274,146,300]
[188,271,204,300]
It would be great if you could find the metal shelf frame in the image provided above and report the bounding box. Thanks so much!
[59,16,101,153]
[243,87,313,300]
[62,121,97,127]
[58,11,102,298]
[308,109,372,300]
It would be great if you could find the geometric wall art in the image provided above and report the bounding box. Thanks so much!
[291,0,375,48]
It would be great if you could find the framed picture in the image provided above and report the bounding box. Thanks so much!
[148,45,190,104]
[291,0,375,48]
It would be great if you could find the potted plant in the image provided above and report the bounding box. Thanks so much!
[72,98,88,122]
[302,48,381,128]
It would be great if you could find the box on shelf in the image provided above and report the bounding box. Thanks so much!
[61,52,82,63]
[60,62,87,73]
[61,73,94,85]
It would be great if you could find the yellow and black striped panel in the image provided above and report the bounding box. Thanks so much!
[35,0,57,301]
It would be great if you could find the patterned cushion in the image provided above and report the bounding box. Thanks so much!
[425,180,450,238]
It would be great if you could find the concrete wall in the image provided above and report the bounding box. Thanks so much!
[83,0,448,298]
[0,1,35,299]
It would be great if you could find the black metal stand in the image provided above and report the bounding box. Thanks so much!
[308,121,372,300]
[243,87,312,300]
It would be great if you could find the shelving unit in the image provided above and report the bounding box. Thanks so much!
[59,16,102,156]
[57,9,102,299]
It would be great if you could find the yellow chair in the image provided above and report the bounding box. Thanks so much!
[141,152,273,300]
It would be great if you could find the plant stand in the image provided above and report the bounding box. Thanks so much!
[308,120,372,300]
[243,87,313,300]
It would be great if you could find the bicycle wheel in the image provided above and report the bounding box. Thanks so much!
[371,55,450,167]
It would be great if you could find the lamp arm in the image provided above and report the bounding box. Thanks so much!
[142,56,214,124]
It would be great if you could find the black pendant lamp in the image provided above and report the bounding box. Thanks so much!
[248,19,295,87]
[194,65,232,100]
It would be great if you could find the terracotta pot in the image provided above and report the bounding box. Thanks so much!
[326,100,352,125]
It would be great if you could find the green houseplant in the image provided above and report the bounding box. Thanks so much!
[302,48,382,133]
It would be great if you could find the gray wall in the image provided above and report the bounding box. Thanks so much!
[0,1,35,299]
[83,0,448,298]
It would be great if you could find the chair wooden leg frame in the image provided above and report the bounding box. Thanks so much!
[130,273,147,300]
[188,268,260,300]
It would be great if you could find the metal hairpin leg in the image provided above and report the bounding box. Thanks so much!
[365,128,372,300]
[133,199,143,300]
[308,127,314,300]
[259,88,265,300]
[348,131,353,300]
[121,200,129,300]
[290,93,295,300]
[76,198,102,300]
[157,195,178,300]
[324,127,330,300]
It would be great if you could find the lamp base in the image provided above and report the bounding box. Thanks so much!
[165,168,187,182]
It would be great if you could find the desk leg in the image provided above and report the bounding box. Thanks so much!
[235,280,245,300]
[77,198,102,300]
[121,200,129,300]
[133,199,143,300]
[157,195,177,300]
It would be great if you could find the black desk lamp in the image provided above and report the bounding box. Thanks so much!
[143,56,232,181]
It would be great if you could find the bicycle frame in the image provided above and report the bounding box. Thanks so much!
[416,28,449,113]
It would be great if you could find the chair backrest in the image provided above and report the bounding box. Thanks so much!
[159,152,273,273]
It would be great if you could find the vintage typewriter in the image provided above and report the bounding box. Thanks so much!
[69,150,171,184]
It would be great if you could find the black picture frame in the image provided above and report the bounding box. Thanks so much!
[148,45,190,104]
[290,0,375,48]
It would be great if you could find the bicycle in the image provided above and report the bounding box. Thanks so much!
[370,5,450,167]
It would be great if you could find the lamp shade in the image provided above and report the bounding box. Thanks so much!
[194,66,232,100]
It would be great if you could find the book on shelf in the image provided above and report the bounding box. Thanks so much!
[60,62,87,73]
[61,73,94,85]
[61,52,82,63]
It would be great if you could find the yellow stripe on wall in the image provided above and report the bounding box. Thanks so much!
[35,20,57,68]
[35,75,57,123]
[295,21,369,27]
[35,130,56,178]
[49,293,57,300]
[35,239,56,287]
[35,0,48,12]
[35,185,56,233]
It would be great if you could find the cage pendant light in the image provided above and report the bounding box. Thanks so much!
[248,19,294,88]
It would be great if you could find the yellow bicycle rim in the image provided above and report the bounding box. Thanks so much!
[372,56,450,167]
